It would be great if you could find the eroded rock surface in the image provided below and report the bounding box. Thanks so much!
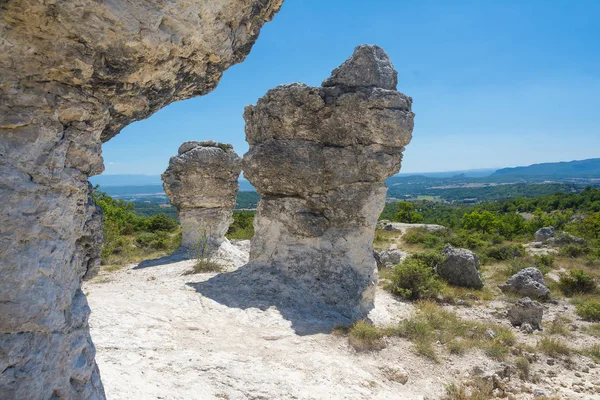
[499,267,550,299]
[162,141,241,248]
[243,45,414,319]
[507,297,544,329]
[437,244,484,289]
[0,1,281,398]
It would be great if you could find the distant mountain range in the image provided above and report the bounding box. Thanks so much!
[492,158,600,179]
[91,158,600,192]
[90,174,256,191]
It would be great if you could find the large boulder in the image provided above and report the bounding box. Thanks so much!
[162,141,241,249]
[507,297,543,330]
[499,267,550,299]
[535,227,555,242]
[243,45,414,319]
[0,1,282,398]
[437,244,484,289]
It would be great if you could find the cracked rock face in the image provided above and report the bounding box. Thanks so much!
[437,244,484,289]
[0,1,281,398]
[243,45,414,319]
[162,141,241,248]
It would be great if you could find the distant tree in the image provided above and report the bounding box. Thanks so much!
[393,202,424,223]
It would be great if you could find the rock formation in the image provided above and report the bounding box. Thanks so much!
[162,141,241,249]
[374,249,408,269]
[499,267,550,299]
[437,244,484,289]
[507,297,544,330]
[535,227,555,242]
[243,45,414,319]
[0,1,281,398]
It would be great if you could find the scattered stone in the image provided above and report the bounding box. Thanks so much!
[437,244,484,289]
[507,297,543,329]
[533,388,548,398]
[243,45,414,318]
[547,358,555,366]
[381,366,409,385]
[546,232,586,245]
[0,1,282,397]
[486,329,497,339]
[499,267,550,299]
[535,227,555,242]
[374,249,408,268]
[521,322,534,334]
[162,141,242,249]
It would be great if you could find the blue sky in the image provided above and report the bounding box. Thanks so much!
[101,0,600,176]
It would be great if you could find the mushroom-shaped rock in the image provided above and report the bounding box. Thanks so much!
[162,141,241,249]
[507,297,543,330]
[437,244,484,289]
[499,267,550,299]
[242,45,414,319]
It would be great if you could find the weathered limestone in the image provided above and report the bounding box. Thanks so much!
[243,45,414,319]
[0,1,281,398]
[437,244,484,289]
[162,141,241,248]
[499,267,550,299]
[507,297,544,330]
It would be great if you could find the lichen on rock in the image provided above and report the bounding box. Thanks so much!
[242,44,414,319]
[162,141,242,249]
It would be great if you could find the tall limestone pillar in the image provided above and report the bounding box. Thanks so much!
[162,141,242,249]
[243,45,415,319]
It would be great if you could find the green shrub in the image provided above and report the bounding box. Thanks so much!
[146,213,178,232]
[407,251,446,270]
[560,244,590,258]
[135,231,170,250]
[386,258,444,300]
[226,211,255,240]
[534,254,554,268]
[348,320,385,351]
[557,270,597,296]
[576,301,600,321]
[484,244,524,261]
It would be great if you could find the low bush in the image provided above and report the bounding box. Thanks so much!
[407,251,446,270]
[557,270,597,296]
[534,254,555,268]
[348,320,385,351]
[385,258,444,300]
[484,244,524,261]
[560,244,590,258]
[576,301,600,322]
[135,231,170,250]
[537,337,571,357]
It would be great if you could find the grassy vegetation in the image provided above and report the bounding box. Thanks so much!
[443,378,494,400]
[226,210,255,240]
[537,337,572,358]
[94,188,181,266]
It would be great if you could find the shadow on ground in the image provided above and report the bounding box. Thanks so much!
[134,248,190,269]
[187,263,354,336]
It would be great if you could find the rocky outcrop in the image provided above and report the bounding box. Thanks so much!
[0,1,281,398]
[243,45,414,319]
[437,244,484,289]
[499,267,550,299]
[162,141,241,249]
[535,227,555,242]
[507,297,543,329]
[374,249,408,269]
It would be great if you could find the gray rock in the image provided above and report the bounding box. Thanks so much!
[374,249,408,269]
[243,45,414,319]
[546,232,586,245]
[437,244,484,289]
[507,297,543,329]
[499,267,550,299]
[521,322,534,334]
[0,1,282,398]
[535,227,555,242]
[162,141,242,249]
